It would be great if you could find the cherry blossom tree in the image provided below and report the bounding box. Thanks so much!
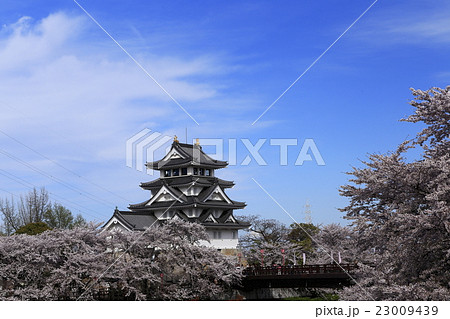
[0,219,241,300]
[339,86,450,300]
[239,215,311,266]
[310,223,356,265]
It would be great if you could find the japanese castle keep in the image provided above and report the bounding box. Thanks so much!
[104,137,250,250]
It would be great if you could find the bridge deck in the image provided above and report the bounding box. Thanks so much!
[240,263,357,290]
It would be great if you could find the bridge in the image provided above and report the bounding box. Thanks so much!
[239,263,357,291]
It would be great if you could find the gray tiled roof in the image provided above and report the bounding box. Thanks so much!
[113,211,158,230]
[106,209,250,231]
[140,176,234,189]
[129,197,246,211]
[197,210,251,229]
[146,142,228,170]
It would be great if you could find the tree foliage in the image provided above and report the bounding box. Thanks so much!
[0,188,86,235]
[43,203,73,229]
[238,215,324,266]
[339,86,450,300]
[0,219,241,300]
[310,223,356,265]
[239,214,290,245]
[0,188,49,234]
[239,215,288,265]
[15,222,52,235]
[288,222,320,253]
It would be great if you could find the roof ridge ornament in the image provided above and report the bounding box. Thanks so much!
[195,138,200,146]
[174,135,179,143]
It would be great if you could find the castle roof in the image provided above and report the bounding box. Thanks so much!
[140,176,234,190]
[128,196,246,211]
[104,209,250,232]
[103,210,158,231]
[146,142,228,170]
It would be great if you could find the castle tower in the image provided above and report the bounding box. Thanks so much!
[103,138,250,249]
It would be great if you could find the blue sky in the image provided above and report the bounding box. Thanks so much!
[0,0,449,227]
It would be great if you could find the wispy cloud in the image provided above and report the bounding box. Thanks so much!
[390,17,450,43]
[0,11,259,217]
[0,14,85,71]
[354,2,450,46]
[0,12,237,157]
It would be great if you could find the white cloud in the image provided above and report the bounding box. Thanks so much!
[0,11,252,218]
[0,12,234,160]
[354,3,450,46]
[388,17,450,44]
[0,14,84,72]
[0,11,285,222]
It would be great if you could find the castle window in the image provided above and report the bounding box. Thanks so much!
[164,170,171,177]
[199,168,205,176]
[181,167,187,175]
[173,168,179,176]
[193,167,198,175]
[213,231,222,239]
[205,169,211,176]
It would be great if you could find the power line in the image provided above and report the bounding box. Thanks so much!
[0,169,109,221]
[0,168,105,218]
[0,186,19,199]
[0,100,126,171]
[0,128,131,202]
[0,148,115,210]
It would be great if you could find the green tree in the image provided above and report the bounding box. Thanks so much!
[287,222,320,252]
[44,203,73,229]
[15,222,52,235]
[43,203,86,229]
[1,188,87,234]
[0,188,50,234]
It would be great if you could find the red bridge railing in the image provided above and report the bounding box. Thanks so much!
[242,263,357,277]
